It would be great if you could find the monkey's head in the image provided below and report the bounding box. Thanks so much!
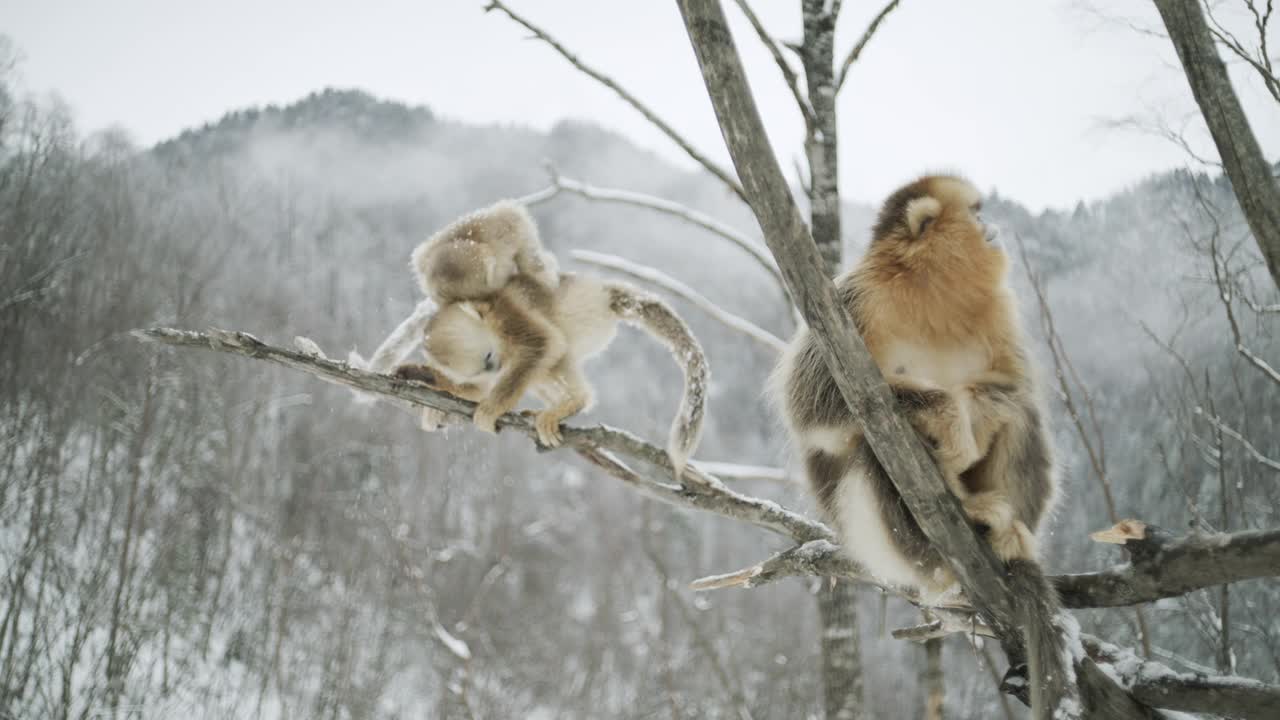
[865,175,1005,290]
[411,201,535,302]
[423,301,502,388]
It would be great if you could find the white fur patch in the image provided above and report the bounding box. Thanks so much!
[832,468,926,588]
[803,426,856,455]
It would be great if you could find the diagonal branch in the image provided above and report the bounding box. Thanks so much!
[729,0,817,126]
[134,327,831,544]
[483,0,747,202]
[571,249,786,353]
[834,0,902,92]
[1194,408,1280,473]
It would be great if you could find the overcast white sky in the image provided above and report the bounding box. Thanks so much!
[6,0,1278,210]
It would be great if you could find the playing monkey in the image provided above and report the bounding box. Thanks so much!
[395,270,708,476]
[411,200,559,304]
[770,174,1056,594]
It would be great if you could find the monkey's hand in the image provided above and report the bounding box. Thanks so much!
[962,491,1036,561]
[890,375,981,481]
[472,399,509,435]
[393,363,439,386]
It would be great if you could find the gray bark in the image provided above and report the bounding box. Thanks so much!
[817,580,863,720]
[798,3,862,716]
[671,1,1149,716]
[1053,526,1280,608]
[1153,0,1280,290]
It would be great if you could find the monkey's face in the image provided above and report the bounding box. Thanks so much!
[868,175,1006,288]
[424,302,503,389]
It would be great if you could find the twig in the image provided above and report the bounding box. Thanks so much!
[1195,407,1280,473]
[834,0,902,91]
[729,0,816,126]
[483,0,747,202]
[571,249,786,353]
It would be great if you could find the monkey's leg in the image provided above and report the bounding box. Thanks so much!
[889,376,980,497]
[531,362,593,448]
[472,296,567,433]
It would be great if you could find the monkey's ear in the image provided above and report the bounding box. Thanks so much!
[905,196,942,238]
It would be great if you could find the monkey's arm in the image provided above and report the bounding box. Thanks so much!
[887,375,979,497]
[472,293,567,433]
[963,367,1028,459]
[392,364,487,401]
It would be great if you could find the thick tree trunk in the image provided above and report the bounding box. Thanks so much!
[923,638,944,720]
[798,4,863,717]
[801,0,842,276]
[817,580,864,720]
[1153,0,1280,291]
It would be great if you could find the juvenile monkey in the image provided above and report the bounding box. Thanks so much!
[394,272,708,475]
[770,174,1056,594]
[411,200,559,303]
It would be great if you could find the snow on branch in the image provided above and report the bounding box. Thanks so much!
[571,249,786,353]
[483,0,747,203]
[544,170,786,294]
[1083,634,1280,720]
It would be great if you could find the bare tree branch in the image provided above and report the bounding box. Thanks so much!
[1054,521,1280,608]
[1203,0,1280,104]
[1153,0,1280,290]
[729,0,816,126]
[834,0,902,92]
[134,327,831,544]
[543,170,784,290]
[1195,407,1280,472]
[483,0,747,202]
[571,249,786,353]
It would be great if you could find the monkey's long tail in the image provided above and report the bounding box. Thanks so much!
[1006,558,1077,719]
[606,284,709,477]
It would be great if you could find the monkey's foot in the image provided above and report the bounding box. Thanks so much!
[533,412,565,448]
[472,402,503,434]
[419,407,448,432]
